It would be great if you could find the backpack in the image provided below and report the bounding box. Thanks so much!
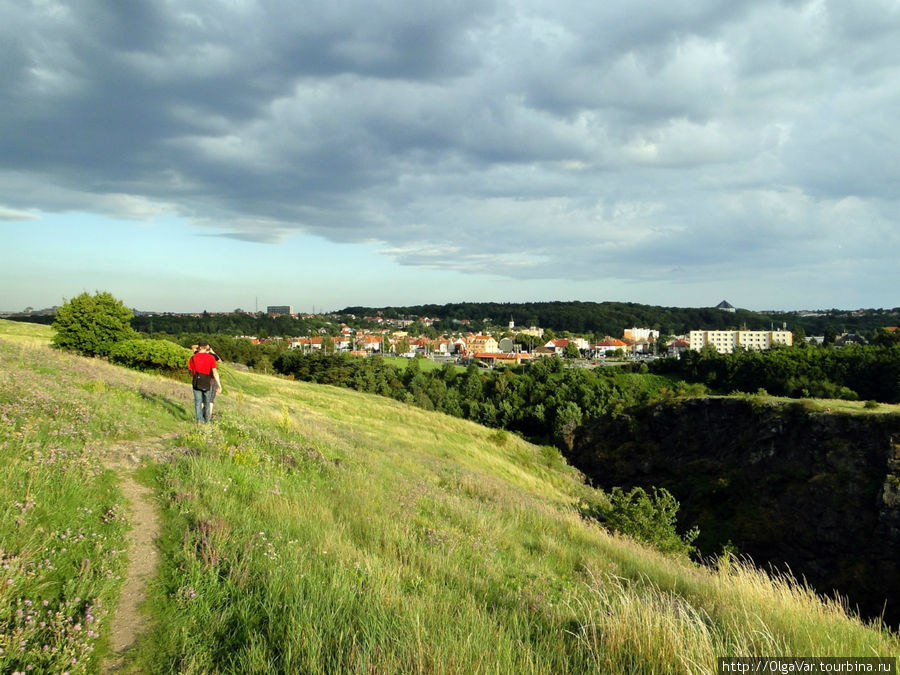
[193,371,212,391]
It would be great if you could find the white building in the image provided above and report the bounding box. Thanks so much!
[689,330,793,354]
[544,338,589,355]
[623,327,660,341]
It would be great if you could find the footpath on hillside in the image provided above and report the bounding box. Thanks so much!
[98,434,178,673]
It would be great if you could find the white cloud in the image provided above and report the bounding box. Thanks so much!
[0,206,38,221]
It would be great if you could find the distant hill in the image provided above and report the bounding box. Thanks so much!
[341,300,777,335]
[6,301,898,338]
[341,300,900,336]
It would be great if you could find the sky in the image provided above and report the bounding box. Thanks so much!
[1,0,899,314]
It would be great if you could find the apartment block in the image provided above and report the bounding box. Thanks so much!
[689,330,793,354]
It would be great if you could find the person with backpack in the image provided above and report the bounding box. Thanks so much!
[192,342,222,416]
[188,341,222,423]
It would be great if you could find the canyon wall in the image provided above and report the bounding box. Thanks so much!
[568,398,900,626]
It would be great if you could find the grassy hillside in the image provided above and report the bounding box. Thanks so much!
[1,320,898,673]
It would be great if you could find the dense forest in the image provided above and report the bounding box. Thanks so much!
[342,300,777,335]
[341,301,900,336]
[130,312,336,338]
[125,301,781,337]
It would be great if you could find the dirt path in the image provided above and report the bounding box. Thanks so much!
[99,435,178,673]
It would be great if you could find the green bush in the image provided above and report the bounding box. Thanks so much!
[52,291,136,356]
[585,486,699,556]
[489,429,509,447]
[109,338,192,373]
[673,381,708,397]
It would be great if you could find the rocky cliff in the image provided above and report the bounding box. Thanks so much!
[568,397,900,627]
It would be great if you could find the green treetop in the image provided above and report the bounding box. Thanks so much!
[52,291,136,356]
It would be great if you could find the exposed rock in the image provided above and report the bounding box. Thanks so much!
[568,398,900,627]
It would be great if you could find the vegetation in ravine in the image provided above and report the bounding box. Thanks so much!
[272,350,683,447]
[2,319,899,673]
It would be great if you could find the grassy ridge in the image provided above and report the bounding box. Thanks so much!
[1,320,898,673]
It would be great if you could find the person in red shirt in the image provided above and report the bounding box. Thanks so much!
[188,341,222,423]
[192,343,221,412]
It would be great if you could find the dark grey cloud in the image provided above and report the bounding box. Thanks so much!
[1,0,898,291]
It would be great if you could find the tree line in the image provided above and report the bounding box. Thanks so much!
[340,301,900,337]
[131,312,336,338]
[650,343,900,402]
[341,300,776,336]
[12,300,899,342]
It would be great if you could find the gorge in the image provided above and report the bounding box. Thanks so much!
[566,398,900,628]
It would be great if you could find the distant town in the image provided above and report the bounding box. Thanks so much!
[5,299,897,366]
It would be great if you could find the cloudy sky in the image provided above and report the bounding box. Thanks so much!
[2,0,898,313]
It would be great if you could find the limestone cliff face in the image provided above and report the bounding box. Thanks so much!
[568,398,900,626]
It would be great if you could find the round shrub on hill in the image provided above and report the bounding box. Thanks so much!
[109,338,192,374]
[52,291,136,356]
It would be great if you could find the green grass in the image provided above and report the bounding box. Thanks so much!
[728,390,900,416]
[381,355,460,373]
[0,323,190,673]
[799,397,900,415]
[2,321,899,673]
[0,318,54,345]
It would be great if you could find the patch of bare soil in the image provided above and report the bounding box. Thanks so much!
[99,435,178,673]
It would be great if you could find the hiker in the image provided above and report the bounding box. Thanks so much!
[193,343,221,416]
[188,341,222,423]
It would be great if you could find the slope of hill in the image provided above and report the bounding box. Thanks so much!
[1,320,898,673]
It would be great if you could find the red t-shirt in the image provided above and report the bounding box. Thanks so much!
[189,352,218,375]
